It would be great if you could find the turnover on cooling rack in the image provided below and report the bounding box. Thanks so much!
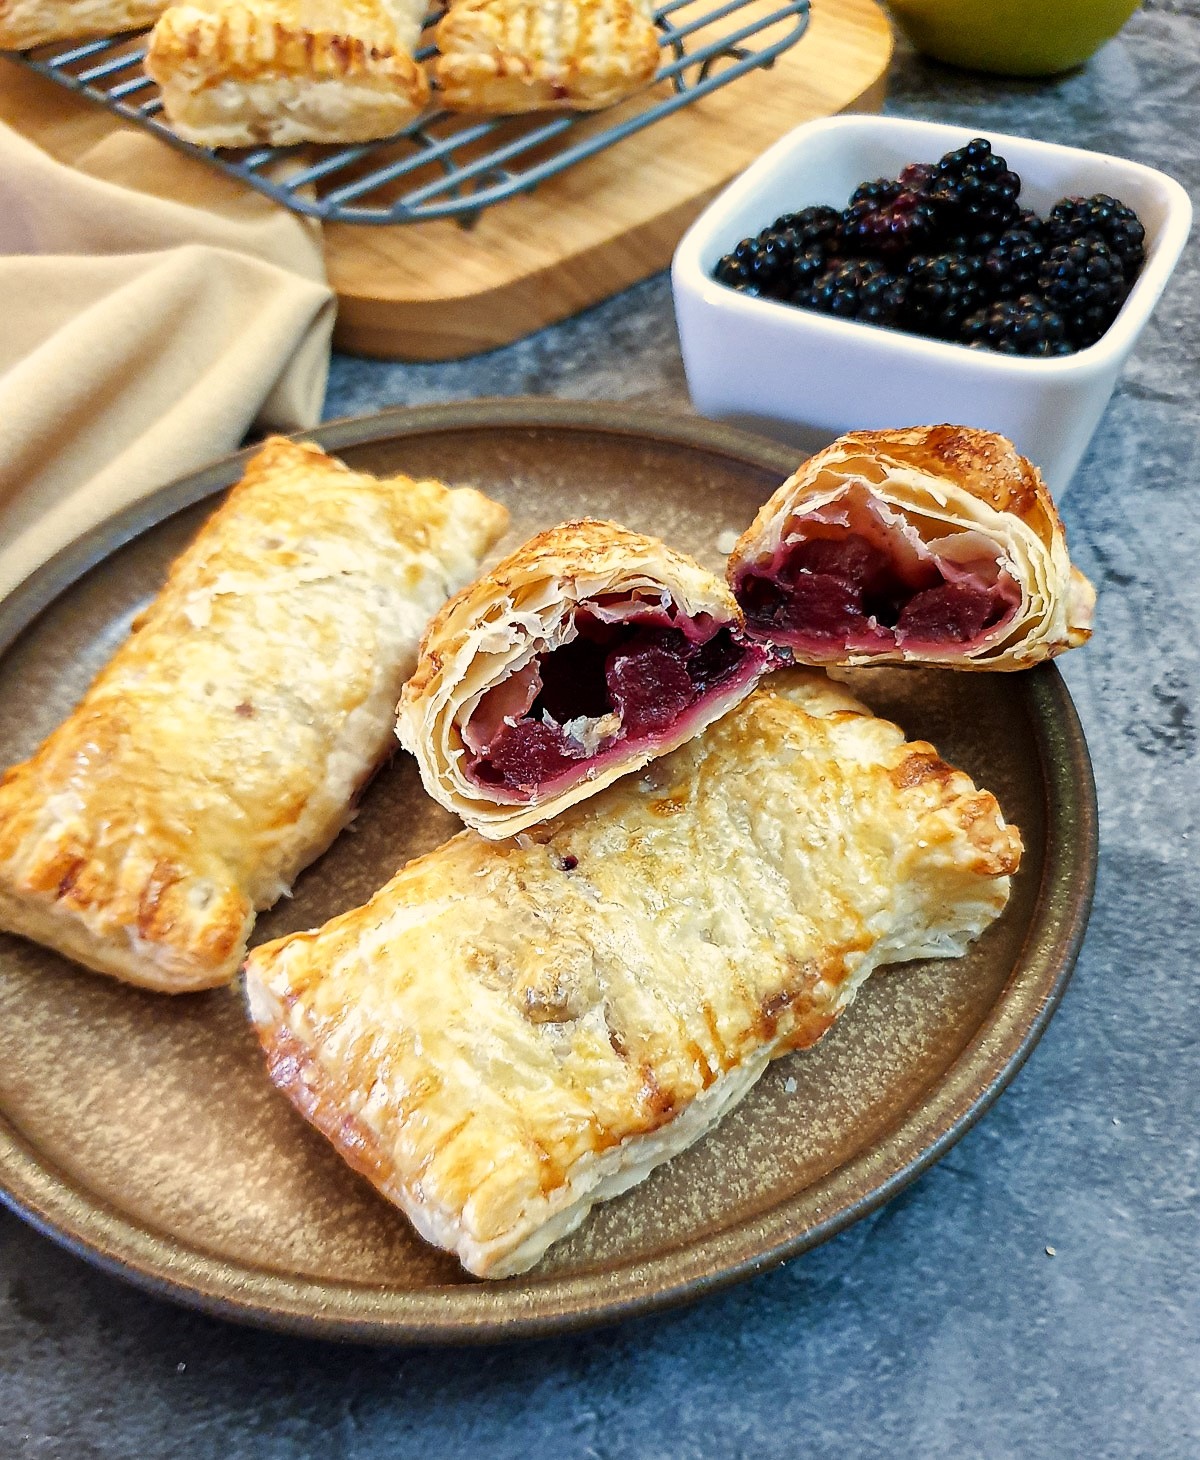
[140,0,662,147]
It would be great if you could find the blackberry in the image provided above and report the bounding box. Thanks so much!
[960,294,1072,356]
[942,226,1002,257]
[714,207,842,297]
[802,259,909,326]
[839,190,940,259]
[1037,237,1129,347]
[849,177,903,209]
[767,205,842,252]
[926,136,1022,239]
[714,252,753,288]
[981,228,1046,299]
[787,243,832,297]
[904,252,987,339]
[899,162,937,193]
[714,230,798,299]
[1047,193,1146,279]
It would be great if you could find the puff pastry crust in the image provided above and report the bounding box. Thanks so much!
[0,0,164,49]
[396,518,772,839]
[433,0,660,113]
[728,425,1096,670]
[0,436,508,992]
[145,0,430,147]
[247,669,1023,1278]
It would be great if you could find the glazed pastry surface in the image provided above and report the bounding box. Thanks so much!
[397,517,772,839]
[433,0,660,113]
[247,670,1022,1277]
[728,425,1095,670]
[145,0,430,147]
[0,436,508,991]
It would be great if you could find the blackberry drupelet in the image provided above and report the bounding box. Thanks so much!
[1047,193,1146,280]
[803,259,908,325]
[982,229,1046,299]
[961,294,1072,356]
[1038,237,1129,347]
[904,252,987,339]
[839,191,939,259]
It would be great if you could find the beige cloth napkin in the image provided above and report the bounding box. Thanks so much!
[0,116,336,602]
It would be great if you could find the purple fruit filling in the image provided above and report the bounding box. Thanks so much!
[464,610,764,798]
[734,499,1021,658]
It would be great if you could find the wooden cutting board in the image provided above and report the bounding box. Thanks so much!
[0,0,892,361]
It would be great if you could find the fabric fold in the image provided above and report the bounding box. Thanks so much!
[0,115,335,601]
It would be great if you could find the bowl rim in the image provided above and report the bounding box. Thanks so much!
[672,113,1193,375]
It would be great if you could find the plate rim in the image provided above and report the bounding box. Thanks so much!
[0,399,1098,1344]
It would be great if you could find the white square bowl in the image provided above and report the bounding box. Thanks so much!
[671,114,1192,493]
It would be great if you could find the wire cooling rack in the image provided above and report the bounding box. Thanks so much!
[10,0,810,225]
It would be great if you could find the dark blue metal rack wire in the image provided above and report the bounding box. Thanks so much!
[8,0,810,225]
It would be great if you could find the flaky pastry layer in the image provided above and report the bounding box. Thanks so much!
[247,670,1022,1277]
[396,517,767,839]
[729,425,1095,670]
[0,436,507,992]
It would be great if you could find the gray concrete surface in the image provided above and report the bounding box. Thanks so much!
[2,3,1198,1454]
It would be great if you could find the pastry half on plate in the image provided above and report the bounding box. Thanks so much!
[432,0,660,113]
[0,437,507,992]
[0,0,164,49]
[728,425,1096,669]
[145,0,430,147]
[397,517,773,839]
[246,670,1023,1278]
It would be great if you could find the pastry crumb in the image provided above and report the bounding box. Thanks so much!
[784,1076,798,1094]
[716,529,740,555]
[1045,1245,1057,1257]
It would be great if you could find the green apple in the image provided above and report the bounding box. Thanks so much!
[886,0,1143,76]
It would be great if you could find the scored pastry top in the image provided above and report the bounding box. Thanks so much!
[250,670,1022,1278]
[397,516,773,838]
[728,424,1095,670]
[0,436,507,992]
[433,0,661,113]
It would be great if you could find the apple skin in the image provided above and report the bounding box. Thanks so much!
[885,0,1143,77]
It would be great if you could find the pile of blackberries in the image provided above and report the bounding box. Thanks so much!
[713,138,1147,356]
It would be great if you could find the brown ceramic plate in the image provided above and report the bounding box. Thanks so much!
[0,400,1096,1344]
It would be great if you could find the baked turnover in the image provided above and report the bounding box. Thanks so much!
[397,518,773,839]
[247,670,1022,1278]
[0,437,507,992]
[0,0,163,47]
[728,426,1095,669]
[145,0,430,147]
[433,0,661,113]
